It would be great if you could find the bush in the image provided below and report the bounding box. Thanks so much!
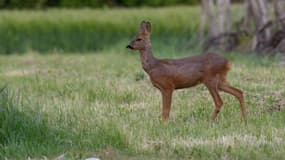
[0,0,200,9]
[60,0,105,8]
[0,6,200,54]
[7,0,47,9]
[120,0,142,7]
[0,0,6,8]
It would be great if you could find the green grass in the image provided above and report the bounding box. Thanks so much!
[0,6,200,53]
[0,48,285,159]
[0,5,285,160]
[0,5,246,54]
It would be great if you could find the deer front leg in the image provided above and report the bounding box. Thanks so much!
[218,82,246,118]
[205,81,223,121]
[160,88,173,121]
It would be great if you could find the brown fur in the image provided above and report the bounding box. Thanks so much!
[127,21,246,121]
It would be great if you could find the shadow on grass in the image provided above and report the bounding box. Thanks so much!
[0,86,128,159]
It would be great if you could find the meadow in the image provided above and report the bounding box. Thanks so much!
[0,6,246,54]
[0,6,285,160]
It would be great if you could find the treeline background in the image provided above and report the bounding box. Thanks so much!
[0,0,243,9]
[0,7,203,53]
[0,1,244,54]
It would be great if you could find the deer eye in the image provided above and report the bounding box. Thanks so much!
[136,38,143,41]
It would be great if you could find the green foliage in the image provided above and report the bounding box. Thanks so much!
[120,0,142,7]
[117,0,200,7]
[60,0,104,8]
[0,51,284,159]
[0,0,6,8]
[0,85,128,159]
[0,7,200,54]
[0,0,201,8]
[0,6,284,159]
[0,5,244,54]
[7,0,47,8]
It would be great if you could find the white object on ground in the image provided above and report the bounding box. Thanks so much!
[85,158,100,160]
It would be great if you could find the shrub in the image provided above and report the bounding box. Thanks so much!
[0,0,201,9]
[7,0,47,9]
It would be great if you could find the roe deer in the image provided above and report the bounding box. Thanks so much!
[126,21,246,121]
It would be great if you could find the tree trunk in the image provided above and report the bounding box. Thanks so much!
[204,0,217,37]
[224,0,232,32]
[217,0,225,34]
[257,0,270,39]
[246,0,270,51]
[199,0,208,44]
[243,0,252,32]
[273,0,285,30]
[217,0,231,33]
[199,0,218,45]
[201,0,285,54]
[200,0,233,50]
[217,0,232,49]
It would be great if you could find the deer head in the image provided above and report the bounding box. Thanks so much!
[126,20,152,51]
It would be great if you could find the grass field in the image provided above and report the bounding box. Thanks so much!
[0,5,246,54]
[0,48,285,159]
[1,5,285,160]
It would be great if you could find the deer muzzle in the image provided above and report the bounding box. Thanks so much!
[126,45,134,49]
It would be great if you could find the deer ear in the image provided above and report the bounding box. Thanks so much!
[140,20,151,34]
[146,21,151,33]
[140,20,147,33]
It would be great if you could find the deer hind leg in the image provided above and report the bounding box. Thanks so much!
[205,80,223,121]
[160,88,173,121]
[218,82,246,118]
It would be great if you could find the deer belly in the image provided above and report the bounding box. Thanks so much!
[173,74,202,89]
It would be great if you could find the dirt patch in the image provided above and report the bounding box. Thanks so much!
[4,68,38,77]
[262,92,285,113]
[3,68,56,77]
[250,91,285,115]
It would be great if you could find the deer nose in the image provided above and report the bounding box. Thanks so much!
[126,45,133,49]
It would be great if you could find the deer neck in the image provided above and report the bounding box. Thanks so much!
[139,45,157,73]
